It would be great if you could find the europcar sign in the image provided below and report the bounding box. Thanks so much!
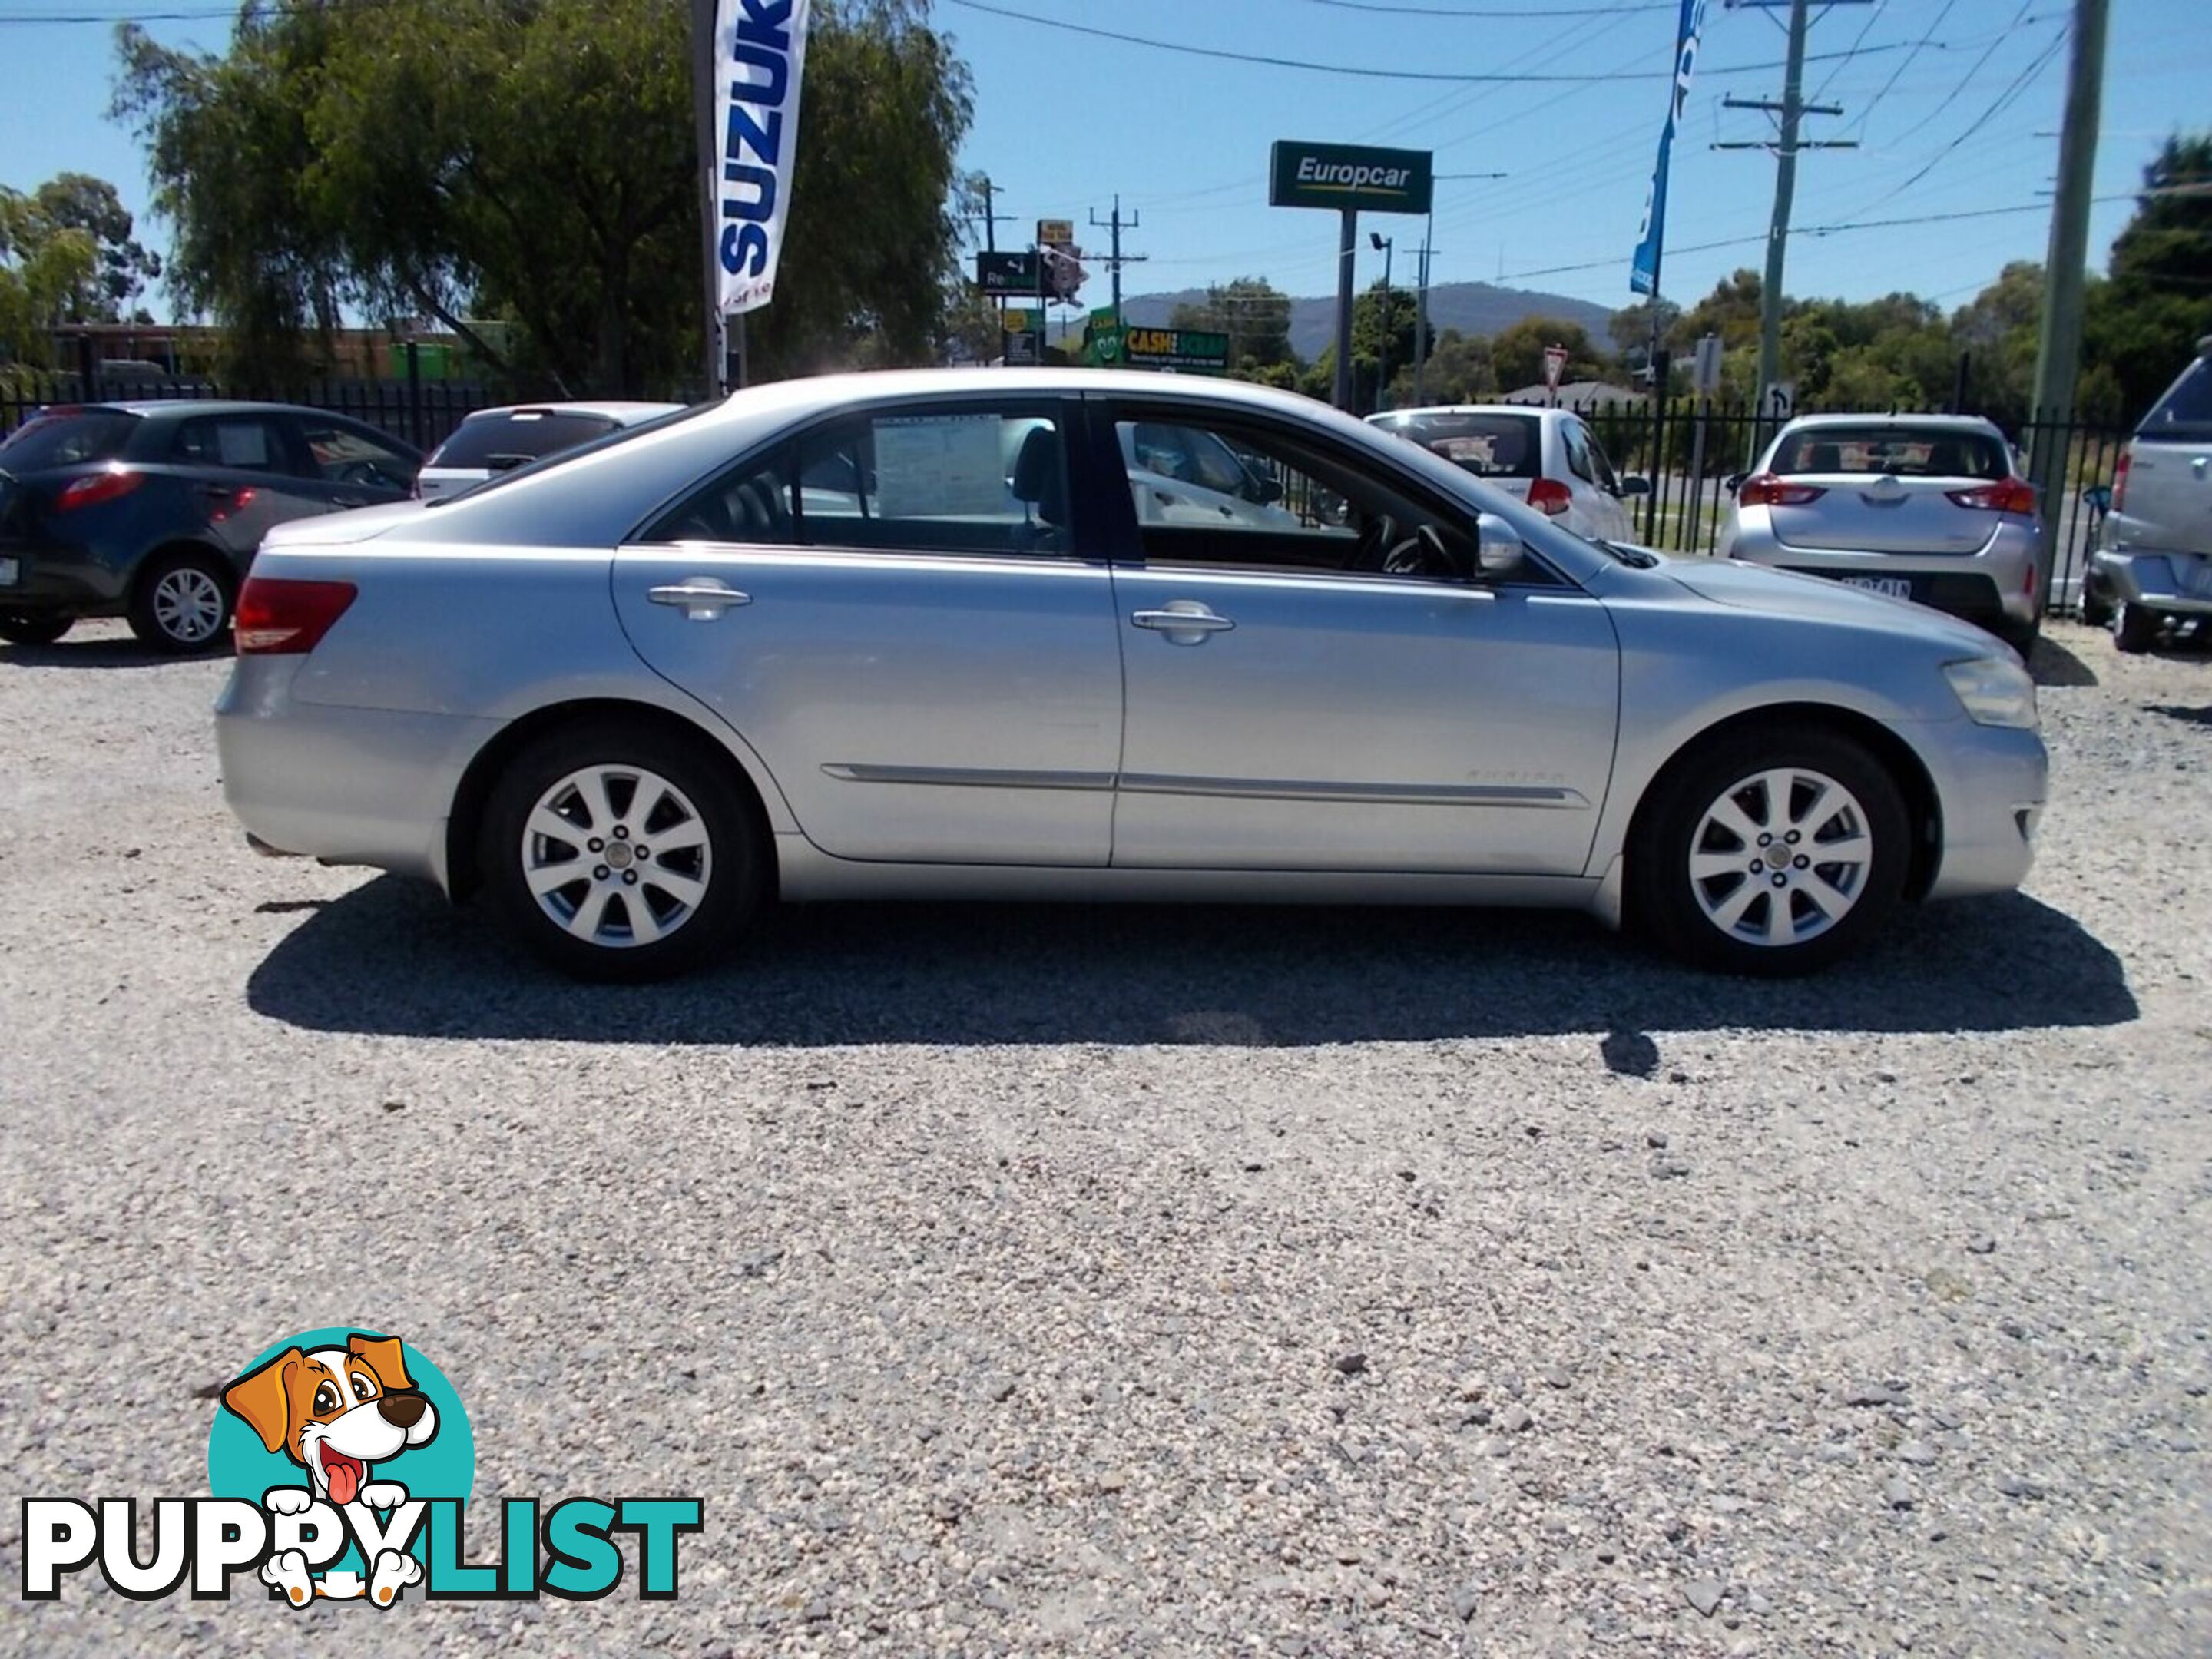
[1269,141,1434,215]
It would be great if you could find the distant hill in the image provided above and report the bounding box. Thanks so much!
[1121,281,1615,364]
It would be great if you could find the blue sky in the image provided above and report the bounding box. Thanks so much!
[3,0,2207,323]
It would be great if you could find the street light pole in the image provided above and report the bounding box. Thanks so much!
[1370,231,1394,412]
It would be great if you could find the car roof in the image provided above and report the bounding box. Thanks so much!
[81,399,350,420]
[458,400,687,425]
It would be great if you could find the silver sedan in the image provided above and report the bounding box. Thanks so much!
[217,369,2046,981]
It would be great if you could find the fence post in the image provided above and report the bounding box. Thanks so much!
[406,340,423,450]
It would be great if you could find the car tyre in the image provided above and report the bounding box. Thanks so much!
[1995,617,2041,660]
[2113,601,2161,654]
[2078,576,2113,628]
[478,719,766,982]
[0,611,72,646]
[1629,726,1909,977]
[128,551,234,653]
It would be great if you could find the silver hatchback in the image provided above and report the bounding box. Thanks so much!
[1717,414,2043,654]
[216,369,2045,982]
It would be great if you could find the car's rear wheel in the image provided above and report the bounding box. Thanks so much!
[0,611,71,646]
[478,720,765,982]
[129,551,233,653]
[1630,727,1909,976]
[2079,575,2114,628]
[2113,601,2161,654]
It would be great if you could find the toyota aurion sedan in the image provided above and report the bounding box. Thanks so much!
[1716,413,2045,654]
[217,369,2045,982]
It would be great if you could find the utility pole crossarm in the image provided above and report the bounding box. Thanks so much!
[1088,197,1148,325]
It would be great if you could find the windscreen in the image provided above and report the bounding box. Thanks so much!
[429,410,620,469]
[2140,357,2212,441]
[0,409,140,472]
[1376,411,1539,479]
[1772,426,2008,480]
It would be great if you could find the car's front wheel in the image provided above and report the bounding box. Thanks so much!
[0,611,72,646]
[129,551,234,653]
[478,720,767,982]
[1630,727,1909,975]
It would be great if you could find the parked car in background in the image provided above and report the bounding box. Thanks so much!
[1366,405,1649,544]
[217,368,2042,985]
[2084,336,2212,651]
[1717,413,2044,655]
[415,402,686,501]
[0,401,420,651]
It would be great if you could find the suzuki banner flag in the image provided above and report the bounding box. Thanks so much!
[1629,0,1707,297]
[714,0,811,316]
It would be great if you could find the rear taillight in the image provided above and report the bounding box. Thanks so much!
[2112,451,2129,512]
[1737,474,1827,508]
[1527,478,1572,515]
[1946,478,2038,515]
[54,467,143,512]
[234,577,357,654]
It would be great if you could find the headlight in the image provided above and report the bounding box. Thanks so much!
[1942,657,2038,728]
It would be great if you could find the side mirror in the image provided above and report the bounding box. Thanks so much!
[2081,483,2111,514]
[1617,475,1651,498]
[1474,512,1527,580]
[1723,472,1745,497]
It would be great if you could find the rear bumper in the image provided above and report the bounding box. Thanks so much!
[214,654,500,892]
[1919,720,2046,901]
[1729,523,2039,628]
[0,539,133,612]
[2090,548,2212,615]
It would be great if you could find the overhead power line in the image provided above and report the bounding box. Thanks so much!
[1293,0,1674,15]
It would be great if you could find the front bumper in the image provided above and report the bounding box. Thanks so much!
[215,654,502,892]
[2090,548,2212,616]
[1917,719,2047,902]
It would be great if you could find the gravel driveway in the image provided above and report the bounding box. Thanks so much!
[2,619,2207,1657]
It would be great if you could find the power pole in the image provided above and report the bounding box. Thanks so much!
[1717,0,1865,429]
[2027,0,2108,604]
[1413,218,1436,407]
[967,175,1015,253]
[1088,196,1148,326]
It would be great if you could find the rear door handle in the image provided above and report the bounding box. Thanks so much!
[1132,604,1235,644]
[648,579,751,621]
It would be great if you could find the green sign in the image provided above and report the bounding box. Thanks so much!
[1121,327,1230,373]
[1268,140,1434,214]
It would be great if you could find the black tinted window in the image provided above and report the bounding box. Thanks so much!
[1773,427,2006,479]
[0,409,139,470]
[431,411,620,469]
[171,416,293,473]
[300,419,418,490]
[642,450,797,545]
[1376,412,1538,478]
[2141,358,2212,439]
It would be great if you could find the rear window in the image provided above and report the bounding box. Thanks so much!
[2139,357,2212,441]
[0,409,140,472]
[1375,412,1538,478]
[1772,427,2007,480]
[429,410,621,469]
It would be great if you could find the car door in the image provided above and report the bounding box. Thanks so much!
[1098,402,1621,876]
[613,396,1125,866]
[161,412,331,565]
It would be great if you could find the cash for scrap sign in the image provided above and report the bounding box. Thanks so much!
[19,1330,700,1608]
[716,0,811,316]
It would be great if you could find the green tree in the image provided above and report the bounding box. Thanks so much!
[1488,316,1604,393]
[1387,326,1493,406]
[0,173,158,369]
[2084,131,2212,422]
[113,0,972,393]
[1171,276,1295,372]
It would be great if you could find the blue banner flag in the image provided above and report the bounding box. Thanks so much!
[1629,0,1709,297]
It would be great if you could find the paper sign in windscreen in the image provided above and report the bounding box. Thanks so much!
[872,415,1013,519]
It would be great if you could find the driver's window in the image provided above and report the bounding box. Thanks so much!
[1111,413,1469,581]
[300,419,416,491]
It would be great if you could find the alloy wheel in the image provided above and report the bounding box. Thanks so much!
[519,764,714,948]
[1687,767,1874,948]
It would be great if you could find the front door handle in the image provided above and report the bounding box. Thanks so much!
[648,579,752,621]
[1131,603,1235,644]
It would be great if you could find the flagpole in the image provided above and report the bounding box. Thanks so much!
[692,0,724,398]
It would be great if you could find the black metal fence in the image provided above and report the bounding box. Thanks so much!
[1571,396,2128,612]
[0,369,499,454]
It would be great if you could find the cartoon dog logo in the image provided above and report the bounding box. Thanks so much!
[222,1333,438,1606]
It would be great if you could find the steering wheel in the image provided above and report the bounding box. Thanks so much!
[1350,512,1399,572]
[1360,518,1457,578]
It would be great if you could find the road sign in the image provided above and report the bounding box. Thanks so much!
[1001,308,1041,335]
[1764,380,1796,421]
[1035,218,1075,249]
[1002,329,1041,366]
[1543,345,1569,390]
[1692,333,1724,396]
[1268,141,1434,214]
[976,250,1039,295]
[1121,327,1230,373]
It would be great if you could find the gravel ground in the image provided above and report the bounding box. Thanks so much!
[2,618,2208,1657]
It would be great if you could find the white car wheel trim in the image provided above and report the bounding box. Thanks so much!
[1687,766,1873,948]
[520,763,713,949]
[154,568,225,643]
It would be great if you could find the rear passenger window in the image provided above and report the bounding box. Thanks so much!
[173,416,290,473]
[642,451,796,545]
[797,407,1069,556]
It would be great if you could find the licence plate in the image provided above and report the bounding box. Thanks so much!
[0,556,17,587]
[1841,575,1912,599]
